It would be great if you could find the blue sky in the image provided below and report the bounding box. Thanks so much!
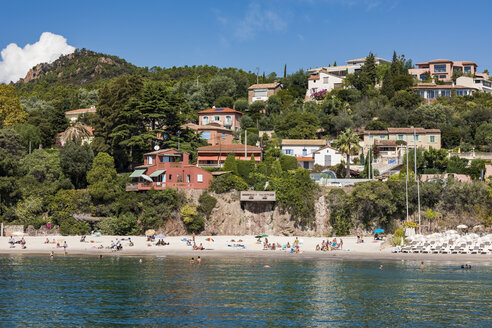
[1,0,491,77]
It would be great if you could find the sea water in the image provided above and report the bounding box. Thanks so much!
[0,255,490,327]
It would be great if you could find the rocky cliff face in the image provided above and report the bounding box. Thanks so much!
[168,191,332,236]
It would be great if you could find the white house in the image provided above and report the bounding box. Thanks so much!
[281,139,329,170]
[307,70,344,99]
[456,76,492,94]
[281,139,327,157]
[306,56,390,99]
[313,145,343,167]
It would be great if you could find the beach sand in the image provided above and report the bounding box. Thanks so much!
[1,234,492,263]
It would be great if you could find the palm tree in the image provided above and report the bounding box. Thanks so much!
[333,128,361,178]
[60,122,92,145]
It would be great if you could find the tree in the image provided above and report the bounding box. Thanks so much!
[333,128,361,178]
[446,156,468,174]
[266,95,282,116]
[381,70,395,99]
[60,141,94,188]
[223,153,238,174]
[279,155,298,171]
[391,90,422,110]
[475,122,492,151]
[59,122,92,145]
[215,96,234,108]
[350,181,396,227]
[87,152,121,203]
[362,52,377,87]
[0,84,27,127]
[14,124,41,152]
[92,75,144,160]
[274,111,319,139]
[234,98,249,112]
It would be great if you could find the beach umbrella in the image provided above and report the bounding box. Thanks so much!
[374,229,384,234]
[155,234,166,239]
[205,238,214,242]
[473,225,483,231]
[457,225,468,229]
[255,234,268,238]
[145,229,156,236]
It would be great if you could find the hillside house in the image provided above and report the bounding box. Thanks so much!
[198,107,242,131]
[197,144,262,167]
[127,149,212,191]
[247,82,282,103]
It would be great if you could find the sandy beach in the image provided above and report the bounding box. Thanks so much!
[1,234,492,263]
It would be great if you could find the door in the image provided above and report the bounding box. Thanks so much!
[325,155,332,166]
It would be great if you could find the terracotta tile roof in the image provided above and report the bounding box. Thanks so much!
[427,59,453,63]
[248,82,281,90]
[374,139,400,146]
[65,108,97,114]
[197,144,262,152]
[143,149,178,156]
[387,128,441,134]
[297,156,314,161]
[183,123,231,132]
[198,107,243,115]
[313,144,338,153]
[308,75,320,80]
[364,128,441,134]
[281,139,327,146]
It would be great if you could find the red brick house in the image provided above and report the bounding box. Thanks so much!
[197,144,262,167]
[127,149,213,191]
[183,123,234,145]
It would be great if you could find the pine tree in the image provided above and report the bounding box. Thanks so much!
[284,64,287,78]
[390,50,399,77]
[362,52,377,87]
[333,61,337,67]
[381,70,395,99]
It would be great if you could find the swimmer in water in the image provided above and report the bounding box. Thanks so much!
[264,265,270,268]
[197,256,201,264]
[420,261,424,272]
[50,251,54,258]
[139,259,143,263]
[379,265,383,270]
[190,257,195,264]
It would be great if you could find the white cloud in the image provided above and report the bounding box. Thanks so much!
[0,32,75,83]
[234,3,287,41]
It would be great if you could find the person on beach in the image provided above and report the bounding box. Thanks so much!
[197,256,201,264]
[286,242,291,249]
[379,265,383,270]
[316,244,320,251]
[357,232,361,243]
[340,239,343,250]
[50,251,54,258]
[190,257,195,264]
[420,262,424,272]
[45,238,50,244]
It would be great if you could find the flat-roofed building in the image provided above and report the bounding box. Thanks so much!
[412,82,477,100]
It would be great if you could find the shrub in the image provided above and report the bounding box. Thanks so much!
[279,155,298,171]
[209,174,248,194]
[181,204,204,232]
[394,228,405,238]
[197,192,217,219]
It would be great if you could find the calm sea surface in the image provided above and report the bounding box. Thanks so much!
[0,255,490,327]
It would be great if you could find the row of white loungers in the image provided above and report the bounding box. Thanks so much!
[400,240,492,254]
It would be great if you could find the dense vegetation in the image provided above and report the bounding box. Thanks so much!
[0,49,490,235]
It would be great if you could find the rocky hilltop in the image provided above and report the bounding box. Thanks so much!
[17,49,139,86]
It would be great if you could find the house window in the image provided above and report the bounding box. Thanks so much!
[419,74,427,81]
[225,116,232,125]
[464,66,471,73]
[147,156,153,165]
[323,77,329,84]
[283,149,293,155]
[397,134,404,141]
[311,88,317,93]
[168,174,172,181]
[222,133,226,139]
[161,174,166,183]
[428,90,436,98]
[439,75,446,79]
[302,148,307,156]
[201,132,210,140]
[197,174,203,182]
[454,67,463,72]
[214,116,220,121]
[254,89,267,98]
[429,136,436,143]
[369,135,373,140]
[434,65,446,72]
[186,175,190,183]
[203,116,209,125]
